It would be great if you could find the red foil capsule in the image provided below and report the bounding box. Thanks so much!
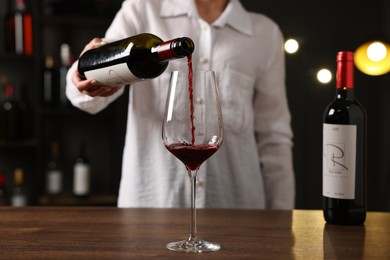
[336,51,354,89]
[157,37,194,61]
[157,39,176,61]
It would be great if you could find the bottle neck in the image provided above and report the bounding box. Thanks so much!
[336,52,354,100]
[78,141,87,159]
[15,0,26,12]
[336,87,355,100]
[4,84,15,100]
[51,142,59,160]
[155,37,194,61]
[0,174,5,186]
[14,169,23,186]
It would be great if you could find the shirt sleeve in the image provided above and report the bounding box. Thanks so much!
[254,24,295,209]
[65,61,125,115]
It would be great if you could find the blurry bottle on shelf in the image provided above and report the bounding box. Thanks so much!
[59,43,72,106]
[46,141,63,196]
[0,173,9,206]
[0,80,32,141]
[73,141,91,197]
[0,83,20,141]
[43,56,57,107]
[11,168,27,206]
[4,0,33,55]
[0,75,7,102]
[17,87,32,140]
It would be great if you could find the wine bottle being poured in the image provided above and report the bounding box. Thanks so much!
[78,33,195,87]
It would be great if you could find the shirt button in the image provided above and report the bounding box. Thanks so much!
[201,24,209,31]
[196,97,203,104]
[199,57,208,64]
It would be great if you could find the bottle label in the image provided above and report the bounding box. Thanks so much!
[84,63,140,87]
[47,170,62,194]
[323,123,356,199]
[11,195,26,207]
[73,164,90,196]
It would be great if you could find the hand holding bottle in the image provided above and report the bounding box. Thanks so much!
[76,33,194,93]
[72,34,194,97]
[71,38,123,97]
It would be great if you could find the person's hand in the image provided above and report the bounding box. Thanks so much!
[72,38,122,97]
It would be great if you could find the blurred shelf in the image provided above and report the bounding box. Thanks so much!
[0,0,124,206]
[0,139,38,149]
[0,53,34,62]
[39,193,117,206]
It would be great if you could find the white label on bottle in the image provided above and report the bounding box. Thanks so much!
[85,63,141,87]
[11,195,26,207]
[323,123,357,199]
[84,42,140,87]
[73,164,90,196]
[15,13,24,54]
[47,170,62,194]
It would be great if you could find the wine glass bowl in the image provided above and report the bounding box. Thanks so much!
[162,70,223,253]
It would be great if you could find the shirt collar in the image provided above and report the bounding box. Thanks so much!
[160,0,253,36]
[160,0,197,18]
[213,0,253,36]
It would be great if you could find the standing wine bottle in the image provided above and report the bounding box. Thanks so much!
[4,0,33,55]
[11,168,27,207]
[322,51,367,225]
[78,33,194,87]
[59,43,72,106]
[73,141,91,197]
[0,83,20,140]
[0,173,8,206]
[43,56,56,107]
[46,141,63,196]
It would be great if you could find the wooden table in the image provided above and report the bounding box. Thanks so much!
[1,207,389,259]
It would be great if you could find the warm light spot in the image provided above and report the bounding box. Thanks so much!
[355,41,390,76]
[284,39,299,54]
[367,42,387,62]
[317,69,332,84]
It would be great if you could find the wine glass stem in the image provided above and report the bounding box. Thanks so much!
[188,169,198,241]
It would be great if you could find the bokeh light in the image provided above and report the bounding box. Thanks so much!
[284,39,299,54]
[366,42,387,62]
[355,40,390,76]
[317,68,332,84]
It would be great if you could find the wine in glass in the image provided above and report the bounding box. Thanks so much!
[162,70,224,253]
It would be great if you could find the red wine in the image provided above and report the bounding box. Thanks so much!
[322,51,367,225]
[78,33,194,87]
[165,143,220,171]
[187,55,195,144]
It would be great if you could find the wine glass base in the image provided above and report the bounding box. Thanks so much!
[166,239,221,253]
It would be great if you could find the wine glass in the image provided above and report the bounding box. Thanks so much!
[162,70,224,253]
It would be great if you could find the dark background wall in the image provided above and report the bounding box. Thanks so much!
[241,0,390,210]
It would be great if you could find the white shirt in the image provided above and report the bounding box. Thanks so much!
[66,0,295,209]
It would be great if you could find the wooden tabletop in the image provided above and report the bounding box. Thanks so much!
[1,207,389,259]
